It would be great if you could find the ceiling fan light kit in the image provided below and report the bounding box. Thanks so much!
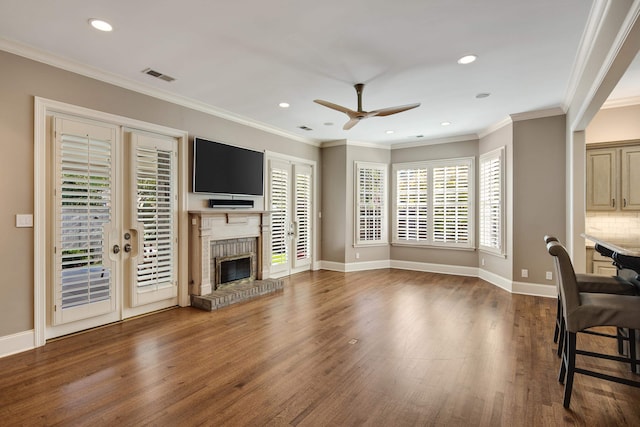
[314,83,421,130]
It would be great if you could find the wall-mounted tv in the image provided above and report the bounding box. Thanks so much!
[192,137,264,196]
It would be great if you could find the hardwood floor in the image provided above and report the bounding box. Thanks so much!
[1,269,640,426]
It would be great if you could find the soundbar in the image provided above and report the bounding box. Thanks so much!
[208,199,254,209]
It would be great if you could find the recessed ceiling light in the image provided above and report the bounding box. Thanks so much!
[279,102,290,108]
[476,93,491,99]
[88,19,113,32]
[441,121,451,126]
[457,54,477,65]
[385,130,395,134]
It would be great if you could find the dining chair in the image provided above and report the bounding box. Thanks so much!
[544,236,637,357]
[547,240,640,408]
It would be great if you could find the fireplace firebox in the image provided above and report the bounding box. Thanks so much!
[215,252,256,288]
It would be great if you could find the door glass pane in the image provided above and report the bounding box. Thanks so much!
[58,133,112,309]
[270,165,289,267]
[136,146,175,290]
[295,169,312,261]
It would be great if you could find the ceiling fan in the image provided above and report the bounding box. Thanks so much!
[314,83,421,130]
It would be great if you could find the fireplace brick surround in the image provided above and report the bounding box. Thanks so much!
[189,211,271,296]
[189,210,283,311]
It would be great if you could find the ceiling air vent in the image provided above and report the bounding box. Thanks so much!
[142,68,175,82]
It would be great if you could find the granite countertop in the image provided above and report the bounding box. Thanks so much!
[582,233,640,256]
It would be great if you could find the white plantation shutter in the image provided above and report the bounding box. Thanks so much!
[393,158,474,248]
[355,162,387,245]
[394,165,429,242]
[479,147,504,254]
[54,118,117,324]
[130,133,178,306]
[270,161,289,269]
[432,162,471,245]
[294,164,312,265]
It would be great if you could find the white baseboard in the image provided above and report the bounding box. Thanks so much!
[318,260,391,272]
[479,268,513,293]
[391,260,478,277]
[512,281,557,298]
[318,259,556,299]
[0,330,35,358]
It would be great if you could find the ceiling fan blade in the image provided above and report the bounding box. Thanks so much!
[343,118,360,130]
[370,103,421,117]
[314,99,356,115]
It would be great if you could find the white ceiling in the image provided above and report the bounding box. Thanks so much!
[2,0,634,146]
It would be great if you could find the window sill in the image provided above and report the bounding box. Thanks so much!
[479,248,507,258]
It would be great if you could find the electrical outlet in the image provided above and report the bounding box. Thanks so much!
[481,258,485,266]
[521,269,528,278]
[356,252,360,259]
[546,271,553,280]
[16,214,33,228]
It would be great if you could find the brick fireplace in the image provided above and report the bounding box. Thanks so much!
[189,211,271,296]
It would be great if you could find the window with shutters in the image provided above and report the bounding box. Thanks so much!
[270,165,289,267]
[479,147,505,255]
[355,162,388,246]
[294,167,312,262]
[57,134,112,309]
[135,145,175,291]
[392,158,474,248]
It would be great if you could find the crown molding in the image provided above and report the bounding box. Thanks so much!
[320,139,391,150]
[568,0,640,130]
[509,106,565,122]
[0,37,321,147]
[390,133,479,150]
[478,117,512,139]
[601,95,640,109]
[564,0,611,107]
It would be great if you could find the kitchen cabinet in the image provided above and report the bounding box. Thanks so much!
[586,141,640,211]
[586,147,616,211]
[621,145,640,210]
[586,246,618,275]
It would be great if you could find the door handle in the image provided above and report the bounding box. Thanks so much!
[113,244,120,254]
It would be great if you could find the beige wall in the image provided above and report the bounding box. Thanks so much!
[512,115,566,286]
[0,50,320,337]
[586,104,640,144]
[320,145,347,263]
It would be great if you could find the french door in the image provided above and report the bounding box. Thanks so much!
[268,158,313,276]
[48,115,178,338]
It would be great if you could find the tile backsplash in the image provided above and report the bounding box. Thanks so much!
[586,211,640,245]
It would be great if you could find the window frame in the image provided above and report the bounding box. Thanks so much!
[392,157,475,249]
[479,147,505,256]
[354,161,388,247]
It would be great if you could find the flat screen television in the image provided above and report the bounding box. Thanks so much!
[192,137,264,196]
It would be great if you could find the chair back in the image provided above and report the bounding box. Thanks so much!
[544,235,559,244]
[547,240,581,321]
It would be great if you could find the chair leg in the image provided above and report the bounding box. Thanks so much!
[617,327,625,355]
[558,328,567,384]
[630,329,637,374]
[554,297,561,343]
[557,318,565,358]
[563,332,577,408]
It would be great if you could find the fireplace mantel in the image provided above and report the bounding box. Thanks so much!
[189,210,271,296]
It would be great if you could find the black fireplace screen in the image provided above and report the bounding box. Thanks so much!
[219,256,251,284]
